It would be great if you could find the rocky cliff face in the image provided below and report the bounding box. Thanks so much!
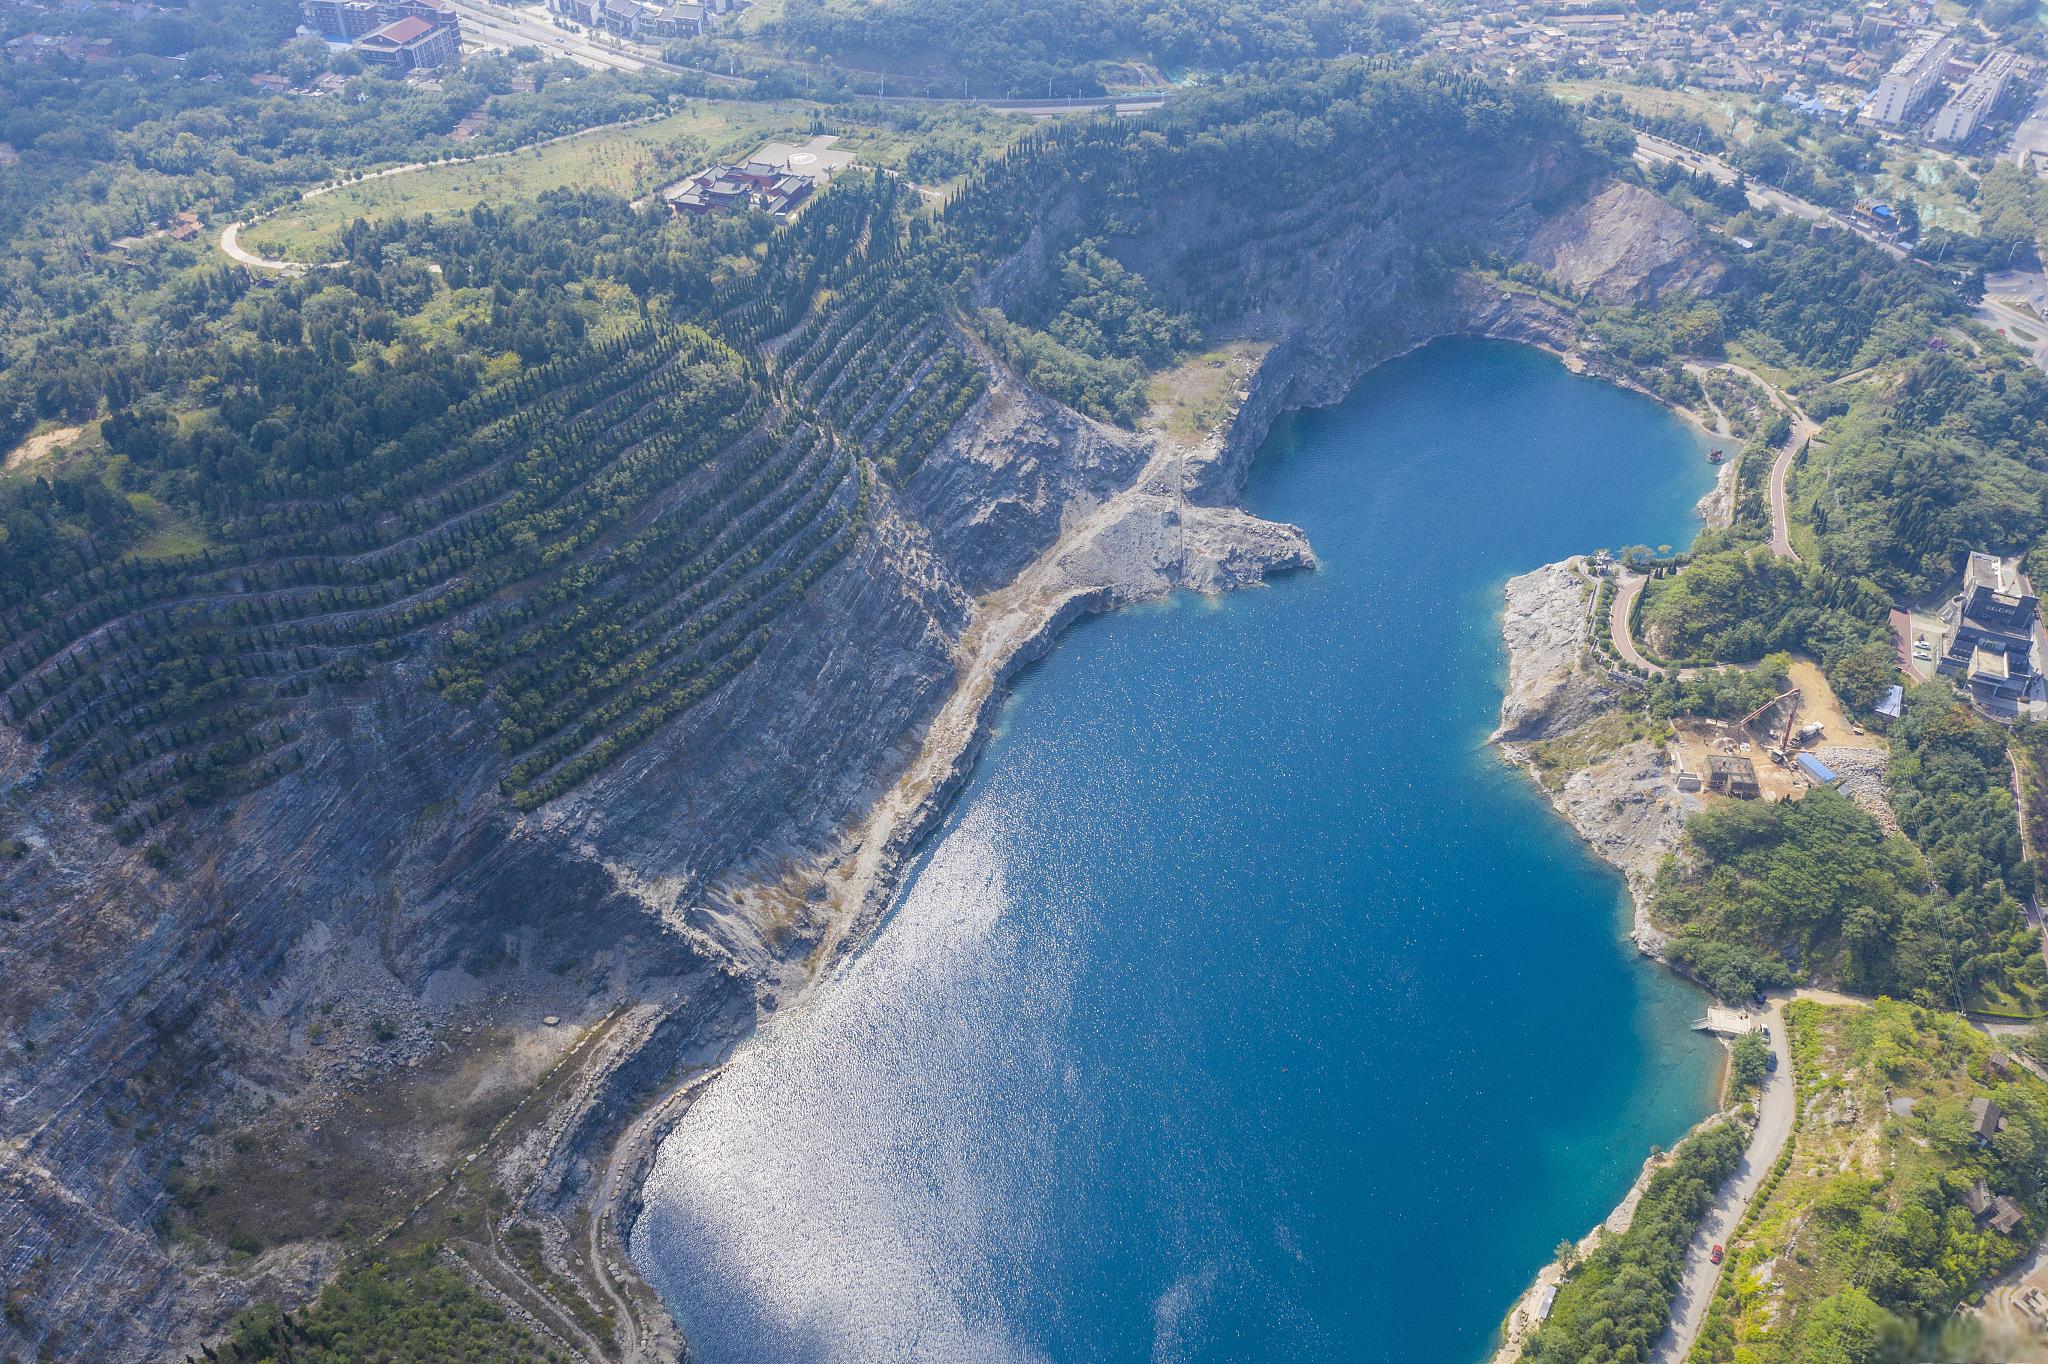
[1524,181,1727,306]
[0,157,1724,1361]
[1492,560,1693,955]
[1495,559,1610,744]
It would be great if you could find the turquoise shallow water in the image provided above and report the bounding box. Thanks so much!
[632,338,1724,1363]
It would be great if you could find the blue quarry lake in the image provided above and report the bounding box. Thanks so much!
[632,339,1724,1363]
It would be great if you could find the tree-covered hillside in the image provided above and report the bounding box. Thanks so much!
[761,0,1426,94]
[1695,1001,2048,1364]
[1,64,1596,849]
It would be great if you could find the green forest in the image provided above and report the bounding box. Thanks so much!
[1655,686,2046,1012]
[1523,1119,1749,1364]
[1658,788,1945,1002]
[1,5,696,453]
[203,1248,563,1363]
[764,0,1426,93]
[0,64,1582,841]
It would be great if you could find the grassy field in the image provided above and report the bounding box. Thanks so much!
[1144,341,1267,440]
[243,100,798,260]
[239,99,1026,261]
[1872,143,1982,234]
[1550,77,1756,139]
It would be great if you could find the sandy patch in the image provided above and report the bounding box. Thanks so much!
[1785,658,1885,751]
[1669,664,1887,807]
[4,424,83,474]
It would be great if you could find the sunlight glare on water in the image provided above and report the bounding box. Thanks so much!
[633,340,1726,1363]
[635,808,1074,1363]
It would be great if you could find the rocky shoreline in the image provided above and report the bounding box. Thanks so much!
[1483,561,1700,1361]
[1492,558,1695,955]
[592,189,1739,1346]
[587,277,1627,1348]
[0,154,1734,1360]
[1482,471,1751,1357]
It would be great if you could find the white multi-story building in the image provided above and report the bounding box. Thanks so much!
[1866,28,1954,125]
[1931,50,2019,143]
[546,0,731,33]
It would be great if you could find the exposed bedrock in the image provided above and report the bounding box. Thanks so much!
[0,161,1719,1360]
[1492,560,1690,956]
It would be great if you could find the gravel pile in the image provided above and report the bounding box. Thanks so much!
[1813,745,1899,834]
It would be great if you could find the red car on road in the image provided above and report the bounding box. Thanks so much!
[1710,1244,1724,1264]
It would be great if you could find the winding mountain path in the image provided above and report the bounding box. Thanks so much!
[219,221,338,273]
[1761,413,1816,563]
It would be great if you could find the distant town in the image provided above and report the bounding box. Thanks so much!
[1427,0,2041,158]
[4,0,2041,174]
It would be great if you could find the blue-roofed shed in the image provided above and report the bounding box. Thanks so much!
[1876,684,1904,719]
[1795,753,1840,785]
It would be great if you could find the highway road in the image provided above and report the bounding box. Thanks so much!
[1635,130,2048,379]
[2010,88,2048,168]
[1631,130,1906,260]
[446,0,664,73]
[448,0,1167,113]
[1976,267,2048,372]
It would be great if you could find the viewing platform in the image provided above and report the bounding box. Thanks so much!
[1693,1006,1764,1036]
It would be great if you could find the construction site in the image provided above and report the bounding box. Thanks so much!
[1670,661,1888,805]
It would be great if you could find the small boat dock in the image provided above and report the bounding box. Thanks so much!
[1692,1005,1763,1036]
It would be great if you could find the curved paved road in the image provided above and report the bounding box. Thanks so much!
[220,221,326,273]
[1766,436,1802,562]
[1698,361,1815,563]
[1976,268,2048,374]
[1610,571,1658,673]
[218,112,675,272]
[1652,1000,1796,1364]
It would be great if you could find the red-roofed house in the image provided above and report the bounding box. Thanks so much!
[303,0,459,43]
[355,12,458,67]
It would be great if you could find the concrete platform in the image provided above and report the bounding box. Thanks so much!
[1694,1005,1764,1035]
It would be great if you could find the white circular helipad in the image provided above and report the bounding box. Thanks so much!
[789,153,818,166]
